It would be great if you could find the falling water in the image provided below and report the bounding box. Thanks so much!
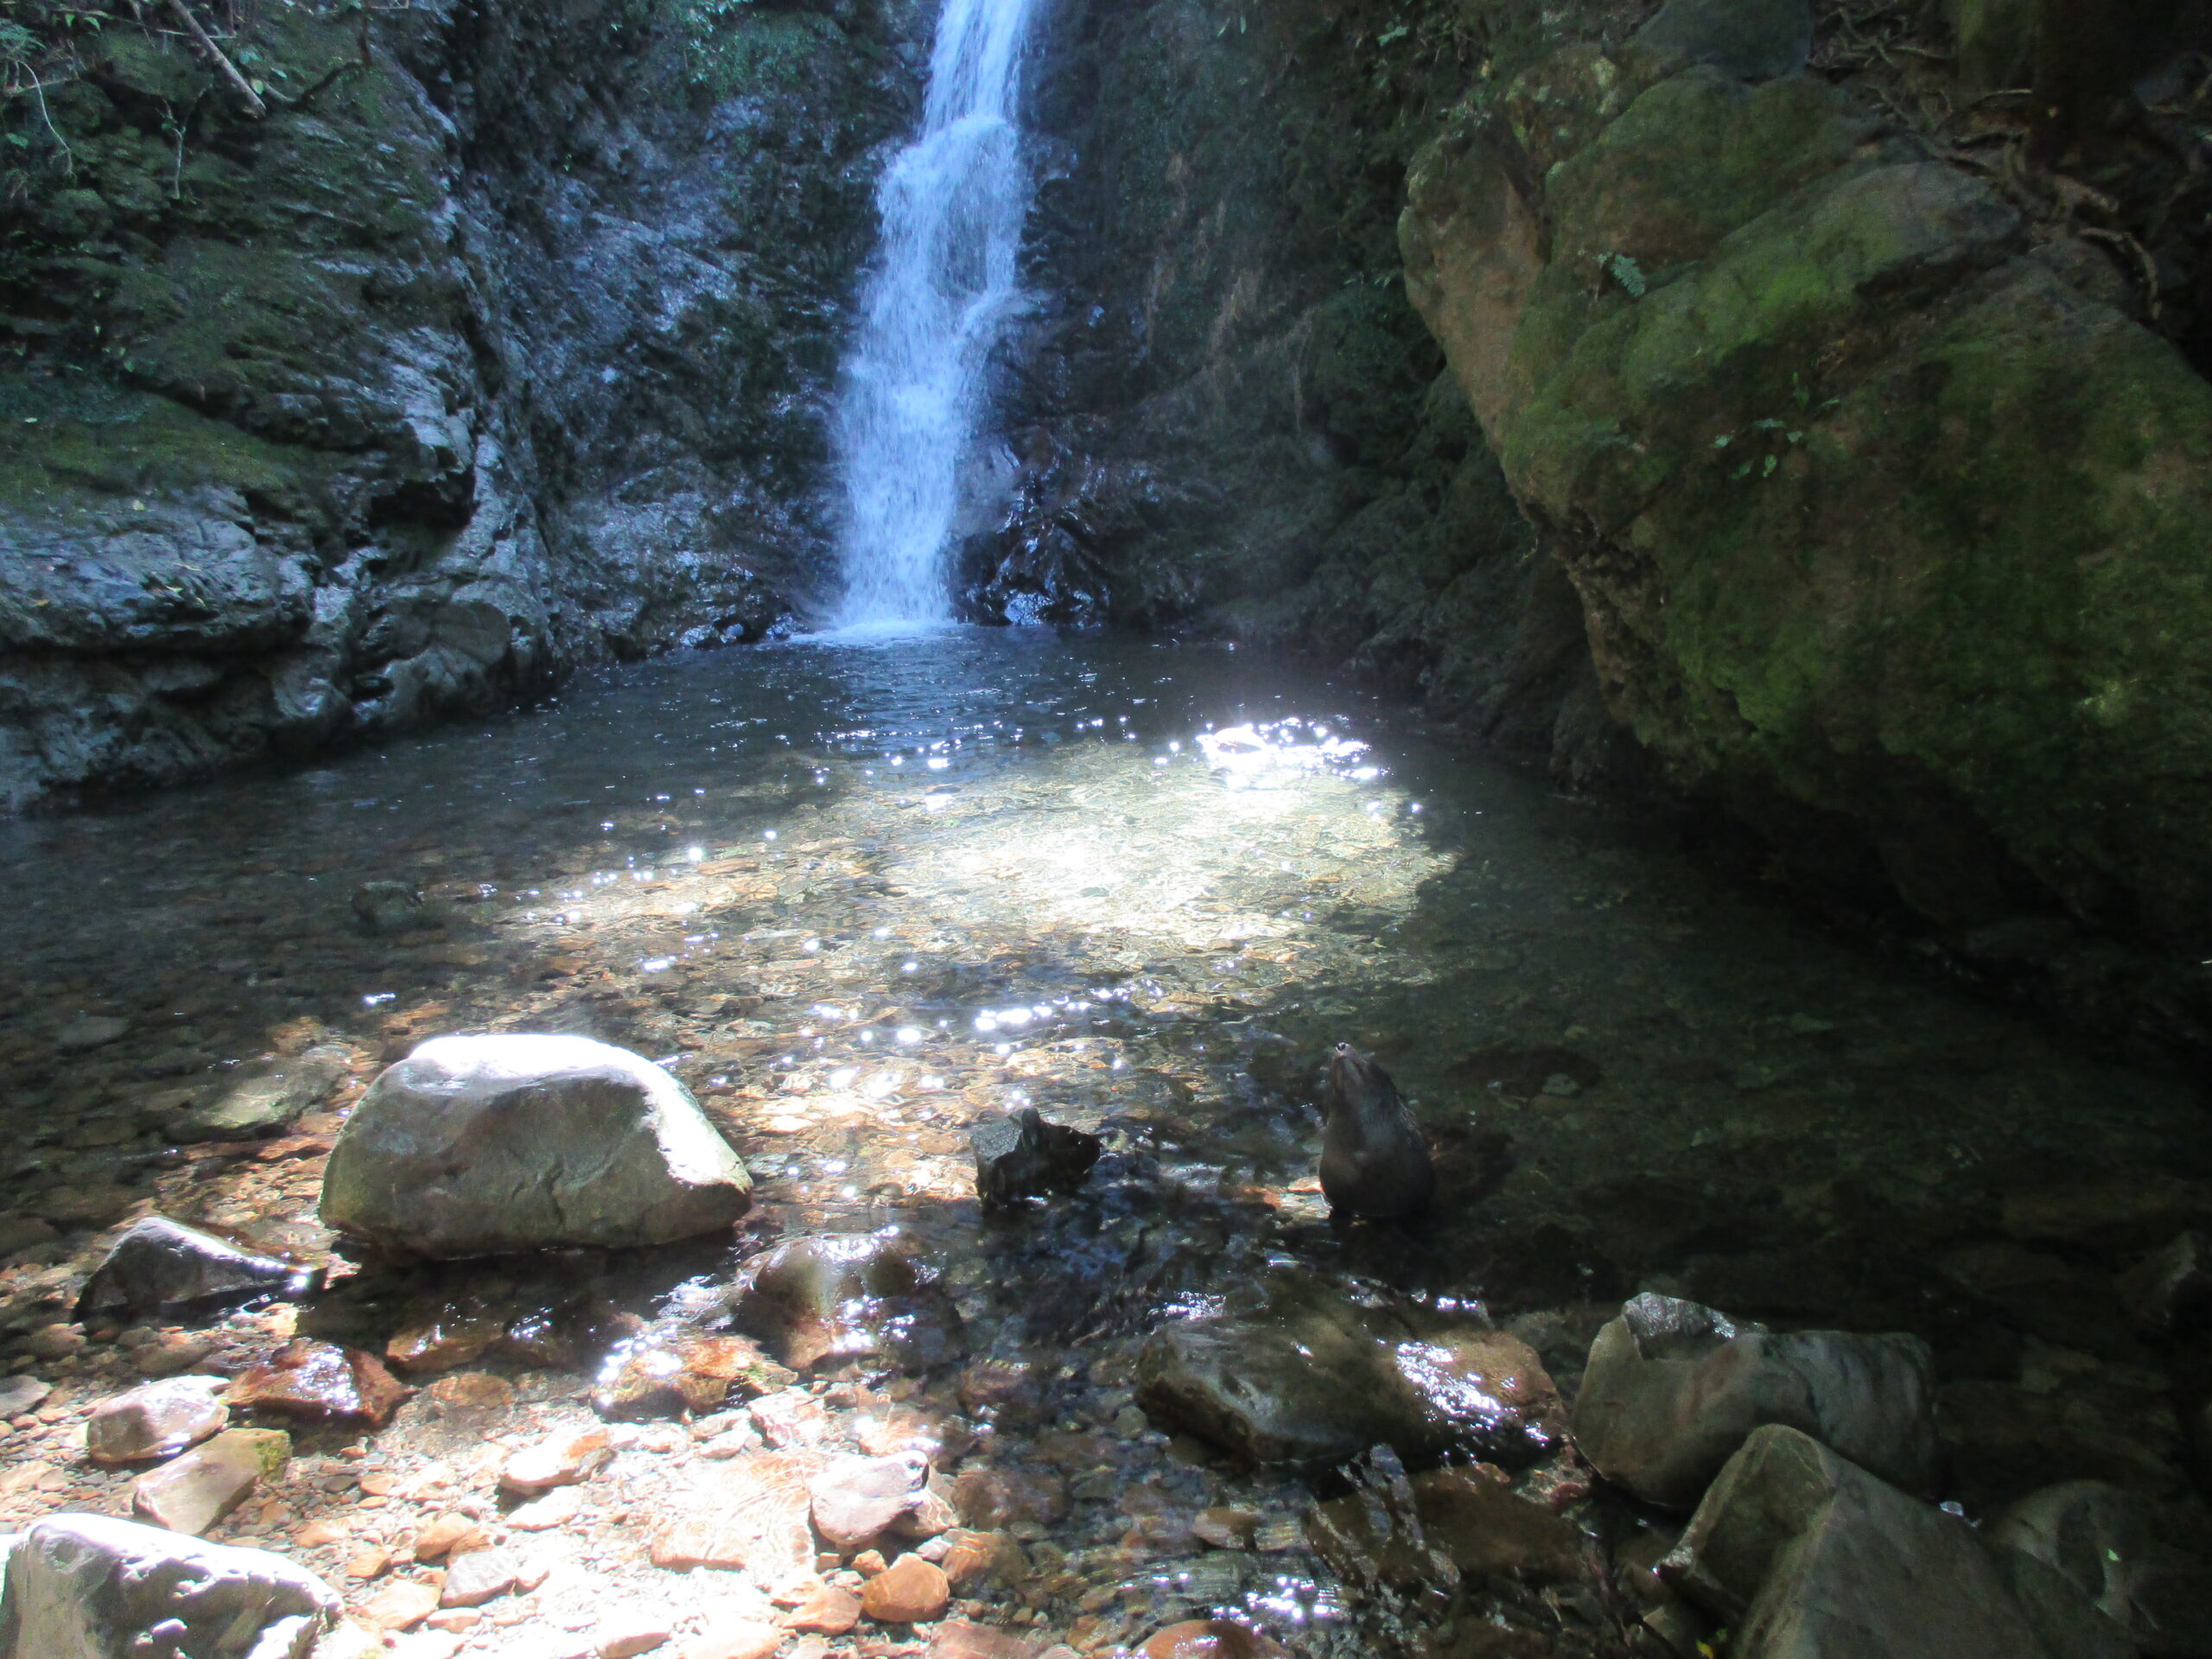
[829,0,1043,625]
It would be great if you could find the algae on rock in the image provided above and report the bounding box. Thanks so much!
[1402,32,2212,1033]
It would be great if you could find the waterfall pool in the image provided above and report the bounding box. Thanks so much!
[0,627,2202,1655]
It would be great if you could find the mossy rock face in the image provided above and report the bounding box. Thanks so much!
[0,0,926,804]
[1405,48,2212,972]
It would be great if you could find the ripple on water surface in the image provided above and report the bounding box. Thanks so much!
[0,627,2206,1654]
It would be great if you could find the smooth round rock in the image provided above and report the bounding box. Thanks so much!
[320,1034,751,1258]
[859,1554,950,1624]
[84,1376,229,1466]
[810,1452,929,1551]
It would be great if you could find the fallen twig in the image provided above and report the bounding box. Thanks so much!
[162,0,266,118]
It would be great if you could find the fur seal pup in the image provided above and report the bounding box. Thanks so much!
[1319,1042,1435,1219]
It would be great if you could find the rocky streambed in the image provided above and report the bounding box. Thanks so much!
[0,628,2209,1659]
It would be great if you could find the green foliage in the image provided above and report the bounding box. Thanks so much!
[664,0,833,98]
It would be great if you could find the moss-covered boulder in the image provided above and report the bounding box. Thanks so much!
[1403,45,2212,1001]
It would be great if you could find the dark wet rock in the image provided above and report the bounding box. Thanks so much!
[2117,1232,2212,1336]
[811,1452,932,1551]
[1135,1280,1563,1467]
[350,881,429,936]
[129,1427,291,1536]
[0,1512,337,1658]
[1662,1424,2054,1659]
[950,1468,1069,1529]
[969,1108,1101,1206]
[1318,1045,1435,1220]
[82,1376,229,1466]
[227,1338,409,1428]
[1308,1460,1585,1595]
[1992,1480,2212,1657]
[499,1301,615,1371]
[320,1034,752,1258]
[75,1216,320,1323]
[1572,1293,1937,1509]
[593,1332,794,1420]
[419,1371,517,1425]
[1412,1466,1586,1581]
[1628,0,1815,82]
[384,1300,508,1375]
[186,1045,352,1141]
[730,1233,960,1375]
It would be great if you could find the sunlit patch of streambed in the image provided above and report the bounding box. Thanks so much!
[0,629,2204,1658]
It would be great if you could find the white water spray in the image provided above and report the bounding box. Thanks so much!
[829,0,1043,625]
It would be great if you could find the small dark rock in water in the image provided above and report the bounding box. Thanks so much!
[969,1108,1101,1206]
[1319,1044,1435,1220]
[227,1338,410,1427]
[350,879,428,934]
[76,1216,320,1323]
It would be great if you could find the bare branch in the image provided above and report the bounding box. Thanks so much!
[162,0,267,118]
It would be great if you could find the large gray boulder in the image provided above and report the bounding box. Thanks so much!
[1572,1294,1937,1509]
[1663,1425,2075,1659]
[319,1035,751,1258]
[0,1513,338,1659]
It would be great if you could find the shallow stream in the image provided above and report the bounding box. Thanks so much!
[0,627,2205,1656]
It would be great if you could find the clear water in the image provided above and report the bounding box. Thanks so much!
[1,629,2203,1654]
[829,0,1043,624]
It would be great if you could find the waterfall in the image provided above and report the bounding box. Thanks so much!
[828,0,1044,626]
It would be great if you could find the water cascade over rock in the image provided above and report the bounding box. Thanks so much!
[830,0,1046,622]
